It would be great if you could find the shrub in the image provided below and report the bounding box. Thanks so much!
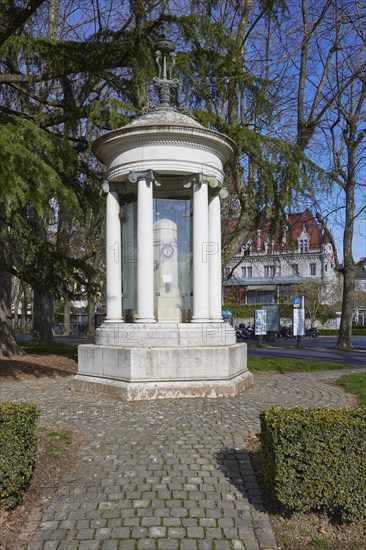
[260,406,366,522]
[223,303,293,319]
[0,402,40,509]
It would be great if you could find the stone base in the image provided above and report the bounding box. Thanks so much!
[95,322,237,347]
[71,370,253,400]
[74,341,252,401]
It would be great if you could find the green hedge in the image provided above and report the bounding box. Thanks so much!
[0,402,40,510]
[223,303,293,318]
[260,406,366,522]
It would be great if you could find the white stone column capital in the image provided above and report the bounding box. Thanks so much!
[182,173,221,189]
[128,169,161,187]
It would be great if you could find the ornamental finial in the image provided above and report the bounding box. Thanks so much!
[153,36,179,109]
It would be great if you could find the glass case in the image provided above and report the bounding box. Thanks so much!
[121,197,192,323]
[153,198,192,322]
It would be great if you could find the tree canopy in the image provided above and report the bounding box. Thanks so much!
[0,0,365,351]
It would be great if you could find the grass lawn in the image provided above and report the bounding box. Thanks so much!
[336,372,366,405]
[20,343,78,356]
[248,356,352,373]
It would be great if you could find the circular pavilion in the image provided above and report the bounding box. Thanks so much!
[73,39,252,400]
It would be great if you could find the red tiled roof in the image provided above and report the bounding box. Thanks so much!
[246,210,323,252]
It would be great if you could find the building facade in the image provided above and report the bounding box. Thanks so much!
[224,210,337,304]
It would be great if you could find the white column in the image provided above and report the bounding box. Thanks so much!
[192,180,210,322]
[208,190,223,321]
[106,190,123,321]
[136,178,156,322]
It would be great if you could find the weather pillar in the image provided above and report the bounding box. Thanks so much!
[192,177,210,322]
[105,188,123,322]
[208,189,223,321]
[135,172,156,323]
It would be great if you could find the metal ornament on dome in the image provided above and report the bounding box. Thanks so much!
[153,36,179,109]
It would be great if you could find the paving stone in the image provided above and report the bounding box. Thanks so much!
[141,517,162,527]
[39,521,60,531]
[111,527,130,538]
[101,541,120,550]
[123,518,140,527]
[137,540,156,550]
[148,526,166,537]
[181,518,198,527]
[43,543,59,550]
[214,542,231,550]
[75,528,95,539]
[157,540,179,550]
[118,542,136,550]
[166,526,187,539]
[180,542,197,550]
[197,541,213,550]
[58,543,78,550]
[95,527,113,539]
[78,542,100,550]
[187,527,205,538]
[162,518,181,527]
[131,526,148,538]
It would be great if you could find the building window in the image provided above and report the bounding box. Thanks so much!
[291,264,299,275]
[310,263,316,276]
[325,264,328,272]
[224,267,231,277]
[241,266,253,278]
[299,239,309,253]
[264,265,275,278]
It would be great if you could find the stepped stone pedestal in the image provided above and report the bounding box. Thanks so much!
[74,323,251,400]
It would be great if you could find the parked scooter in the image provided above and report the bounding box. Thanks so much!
[305,327,319,338]
[278,325,293,339]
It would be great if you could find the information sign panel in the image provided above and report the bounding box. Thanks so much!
[254,310,267,336]
[293,309,305,336]
[261,305,280,331]
[293,297,301,308]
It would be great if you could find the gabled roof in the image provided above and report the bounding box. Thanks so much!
[248,210,323,253]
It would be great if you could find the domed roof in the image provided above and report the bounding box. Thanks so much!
[126,109,204,129]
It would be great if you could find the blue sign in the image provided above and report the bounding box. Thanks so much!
[293,297,301,308]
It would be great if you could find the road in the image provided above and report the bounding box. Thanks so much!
[247,336,366,369]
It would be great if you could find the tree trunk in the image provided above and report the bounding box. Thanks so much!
[336,268,355,349]
[63,299,71,336]
[13,278,20,330]
[21,283,28,334]
[0,240,25,356]
[87,299,95,337]
[32,288,54,344]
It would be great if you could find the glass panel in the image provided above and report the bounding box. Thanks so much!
[121,201,137,321]
[153,198,192,322]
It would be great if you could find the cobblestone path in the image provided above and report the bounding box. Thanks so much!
[1,368,361,550]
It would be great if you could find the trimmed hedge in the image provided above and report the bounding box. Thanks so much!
[0,402,40,510]
[223,303,293,318]
[260,406,366,522]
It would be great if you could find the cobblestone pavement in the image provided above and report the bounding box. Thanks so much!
[1,368,363,550]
